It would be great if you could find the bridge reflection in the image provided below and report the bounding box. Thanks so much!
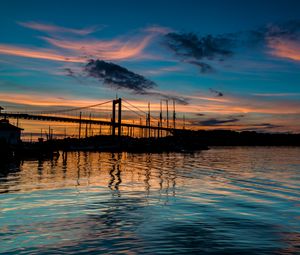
[0,151,195,197]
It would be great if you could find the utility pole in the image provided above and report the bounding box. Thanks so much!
[148,102,151,138]
[78,112,82,139]
[173,99,176,130]
[85,123,88,138]
[89,113,92,137]
[48,126,51,140]
[132,120,135,137]
[157,121,160,138]
[166,100,169,129]
[160,100,162,137]
[118,98,122,137]
[145,113,148,138]
[140,117,142,138]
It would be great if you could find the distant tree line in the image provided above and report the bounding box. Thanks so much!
[173,130,300,146]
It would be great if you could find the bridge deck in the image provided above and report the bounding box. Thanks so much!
[2,113,181,131]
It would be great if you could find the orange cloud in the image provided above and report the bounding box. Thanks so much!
[42,34,154,60]
[1,90,300,133]
[268,38,300,61]
[144,25,173,34]
[0,33,156,62]
[18,21,100,35]
[0,92,106,107]
[0,44,84,62]
[2,90,300,116]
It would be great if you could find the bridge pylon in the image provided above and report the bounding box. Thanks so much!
[112,98,122,137]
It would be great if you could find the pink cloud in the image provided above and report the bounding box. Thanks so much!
[42,33,156,60]
[0,24,162,62]
[0,44,84,62]
[144,25,173,34]
[0,35,152,62]
[268,37,300,61]
[18,21,101,35]
[0,92,108,107]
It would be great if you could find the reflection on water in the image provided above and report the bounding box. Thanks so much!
[0,147,300,254]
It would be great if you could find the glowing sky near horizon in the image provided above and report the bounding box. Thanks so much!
[1,0,300,133]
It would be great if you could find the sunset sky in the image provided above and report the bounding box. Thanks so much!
[1,0,300,133]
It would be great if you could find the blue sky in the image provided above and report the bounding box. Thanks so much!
[1,0,300,132]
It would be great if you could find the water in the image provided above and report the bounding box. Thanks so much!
[0,147,299,254]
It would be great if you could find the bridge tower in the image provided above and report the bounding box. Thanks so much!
[112,98,122,137]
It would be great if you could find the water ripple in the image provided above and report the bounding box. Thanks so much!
[0,147,299,254]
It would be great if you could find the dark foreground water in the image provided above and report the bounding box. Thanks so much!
[0,147,299,255]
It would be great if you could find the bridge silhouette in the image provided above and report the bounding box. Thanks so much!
[1,98,187,140]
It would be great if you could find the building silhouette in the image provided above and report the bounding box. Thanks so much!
[0,119,23,145]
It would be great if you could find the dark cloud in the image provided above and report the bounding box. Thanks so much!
[164,32,233,72]
[65,68,75,77]
[164,20,300,72]
[188,61,214,73]
[195,113,205,116]
[196,118,240,126]
[240,123,282,132]
[240,20,300,49]
[255,123,282,129]
[165,32,233,60]
[265,20,300,39]
[209,88,223,97]
[225,114,245,118]
[65,68,79,79]
[67,59,189,105]
[84,59,156,93]
[64,68,82,84]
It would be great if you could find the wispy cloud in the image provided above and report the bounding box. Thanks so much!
[267,38,300,61]
[187,94,230,103]
[143,65,184,76]
[42,34,154,61]
[252,92,300,97]
[0,23,165,63]
[144,25,173,34]
[0,44,84,62]
[195,117,240,126]
[18,21,101,35]
[184,92,300,115]
[0,91,108,107]
[31,23,171,61]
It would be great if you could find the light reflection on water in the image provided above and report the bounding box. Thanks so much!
[0,147,299,254]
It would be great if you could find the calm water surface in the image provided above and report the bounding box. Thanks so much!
[0,147,299,254]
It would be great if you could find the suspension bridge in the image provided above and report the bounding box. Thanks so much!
[0,98,187,140]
